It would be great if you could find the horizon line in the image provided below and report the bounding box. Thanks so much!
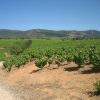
[0,28,100,31]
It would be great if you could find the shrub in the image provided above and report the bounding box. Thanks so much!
[94,80,100,94]
[7,39,32,55]
[3,58,14,71]
[35,58,47,68]
[74,51,85,67]
[48,58,53,64]
[92,53,100,69]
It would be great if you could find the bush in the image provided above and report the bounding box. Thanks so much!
[94,80,100,94]
[7,39,32,55]
[3,58,14,71]
[74,51,85,67]
[35,58,47,68]
[92,54,100,69]
[48,58,53,64]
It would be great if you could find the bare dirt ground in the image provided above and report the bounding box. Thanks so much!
[0,62,100,100]
[0,62,17,100]
[0,85,16,100]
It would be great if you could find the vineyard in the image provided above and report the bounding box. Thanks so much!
[0,38,100,71]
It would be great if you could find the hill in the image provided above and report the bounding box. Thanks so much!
[0,29,100,38]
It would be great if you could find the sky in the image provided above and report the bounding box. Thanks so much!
[0,0,100,30]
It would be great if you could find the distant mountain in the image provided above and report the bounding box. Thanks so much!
[0,29,100,38]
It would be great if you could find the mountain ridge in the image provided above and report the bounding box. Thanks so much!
[0,29,100,38]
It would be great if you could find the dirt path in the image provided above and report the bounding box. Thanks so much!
[0,85,16,100]
[0,62,18,100]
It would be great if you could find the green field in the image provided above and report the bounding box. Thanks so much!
[0,38,100,49]
[0,38,100,71]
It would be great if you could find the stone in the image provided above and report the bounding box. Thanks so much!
[0,61,4,69]
[60,61,68,66]
[48,64,59,70]
[30,66,41,73]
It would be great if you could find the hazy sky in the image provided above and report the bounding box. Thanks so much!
[0,0,100,30]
